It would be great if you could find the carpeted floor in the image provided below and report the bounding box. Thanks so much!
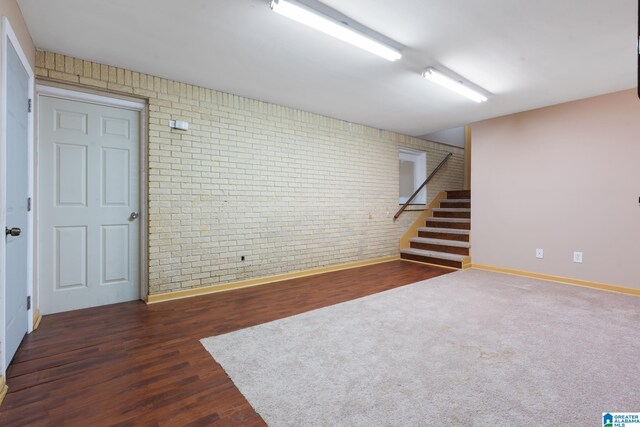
[201,269,640,426]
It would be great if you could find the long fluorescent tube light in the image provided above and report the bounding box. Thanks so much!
[422,67,488,103]
[270,0,402,61]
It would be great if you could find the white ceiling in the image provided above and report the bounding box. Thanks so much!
[18,0,637,136]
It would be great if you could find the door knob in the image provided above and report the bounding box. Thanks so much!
[130,212,139,220]
[5,227,21,237]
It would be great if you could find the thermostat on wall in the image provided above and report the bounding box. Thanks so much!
[169,120,189,131]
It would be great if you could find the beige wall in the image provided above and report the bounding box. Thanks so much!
[0,0,34,67]
[35,51,464,296]
[471,89,640,289]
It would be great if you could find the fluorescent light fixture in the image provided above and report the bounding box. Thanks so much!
[270,0,402,61]
[422,67,488,103]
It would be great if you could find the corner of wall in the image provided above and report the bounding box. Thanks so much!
[0,0,36,68]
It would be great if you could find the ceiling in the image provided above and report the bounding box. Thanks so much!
[17,0,637,136]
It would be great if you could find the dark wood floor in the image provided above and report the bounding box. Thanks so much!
[0,260,450,426]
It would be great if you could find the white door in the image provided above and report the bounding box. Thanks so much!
[39,96,141,314]
[4,38,30,366]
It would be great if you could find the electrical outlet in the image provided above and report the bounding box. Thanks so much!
[536,248,544,259]
[573,251,583,263]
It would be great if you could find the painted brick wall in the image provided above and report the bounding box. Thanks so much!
[35,51,464,296]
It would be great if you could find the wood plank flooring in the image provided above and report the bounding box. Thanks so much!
[0,260,450,426]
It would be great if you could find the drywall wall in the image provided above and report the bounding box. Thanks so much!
[35,51,464,296]
[419,126,465,148]
[471,89,640,289]
[0,0,34,66]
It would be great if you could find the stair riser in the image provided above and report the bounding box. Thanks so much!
[401,253,462,269]
[446,190,470,199]
[425,220,470,230]
[419,231,470,242]
[433,211,471,219]
[440,201,470,209]
[410,242,470,256]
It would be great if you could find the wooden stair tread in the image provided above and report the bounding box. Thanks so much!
[418,227,470,235]
[409,237,471,248]
[427,217,470,223]
[443,198,470,203]
[400,248,466,262]
[433,208,471,212]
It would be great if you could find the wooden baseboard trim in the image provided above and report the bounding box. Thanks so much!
[400,258,459,271]
[472,264,640,297]
[400,256,473,271]
[0,376,8,407]
[33,309,42,331]
[147,255,401,304]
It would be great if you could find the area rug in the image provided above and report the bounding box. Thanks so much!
[201,269,640,426]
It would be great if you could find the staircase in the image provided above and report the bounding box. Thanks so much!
[400,190,471,269]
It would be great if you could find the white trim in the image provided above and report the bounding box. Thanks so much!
[1,16,35,374]
[0,16,6,377]
[35,84,148,309]
[139,103,149,301]
[35,85,145,111]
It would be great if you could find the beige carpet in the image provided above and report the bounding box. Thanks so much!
[201,269,640,426]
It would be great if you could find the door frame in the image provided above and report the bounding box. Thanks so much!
[1,16,35,374]
[398,147,427,205]
[35,84,149,311]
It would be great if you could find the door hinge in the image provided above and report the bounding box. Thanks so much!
[28,98,32,113]
[27,197,32,212]
[27,296,31,310]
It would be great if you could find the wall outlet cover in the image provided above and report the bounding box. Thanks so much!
[573,251,583,263]
[536,248,544,259]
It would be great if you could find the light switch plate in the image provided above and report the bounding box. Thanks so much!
[169,119,189,131]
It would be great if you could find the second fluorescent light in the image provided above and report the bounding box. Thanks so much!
[422,67,488,103]
[270,0,402,61]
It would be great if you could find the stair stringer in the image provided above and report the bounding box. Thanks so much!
[399,191,446,250]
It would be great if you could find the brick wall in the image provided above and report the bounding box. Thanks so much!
[35,51,464,296]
